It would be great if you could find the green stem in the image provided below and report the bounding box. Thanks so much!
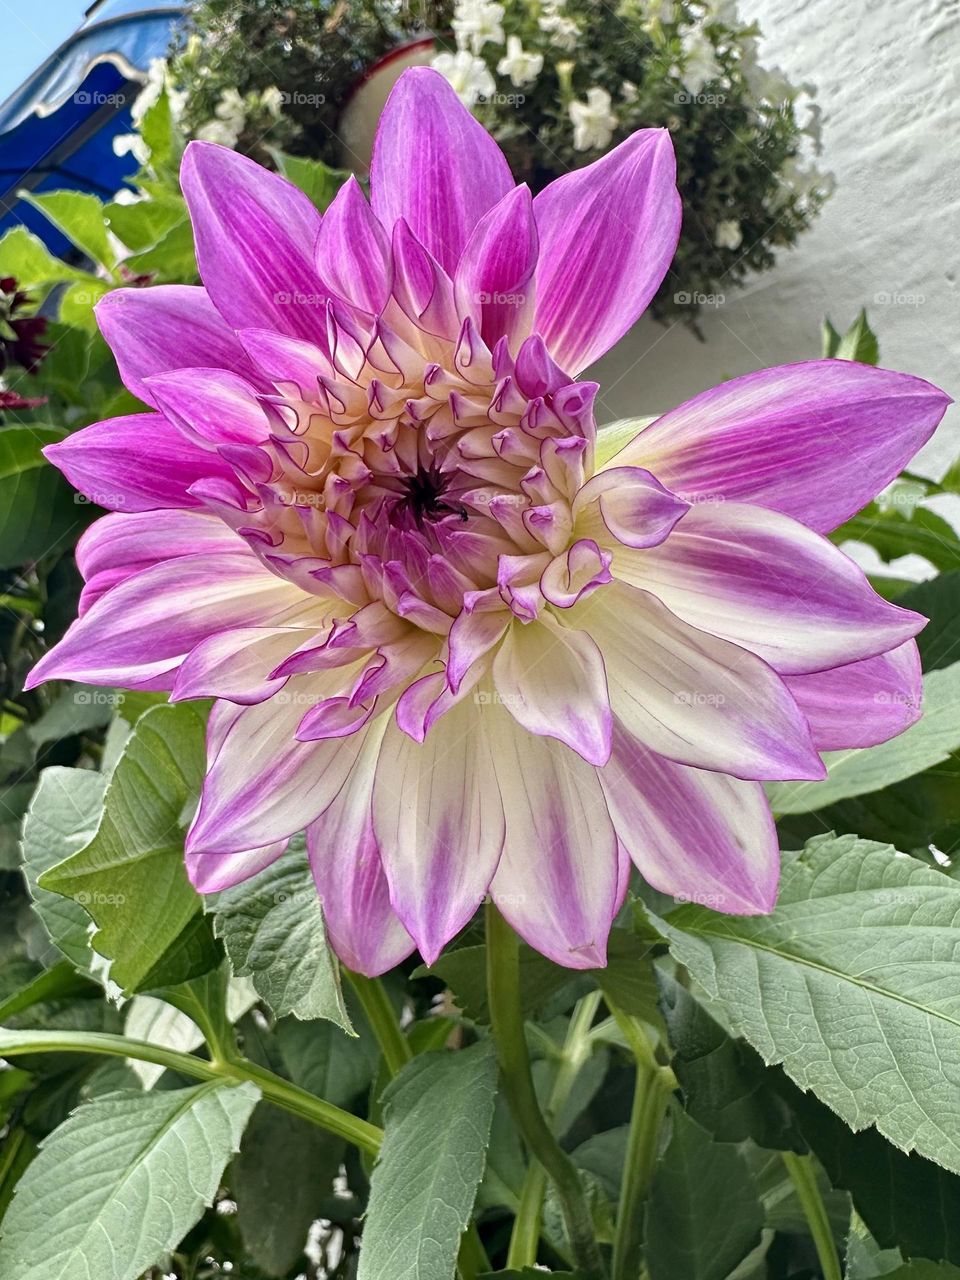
[485,903,605,1278]
[346,974,490,1280]
[346,971,412,1076]
[782,1151,842,1280]
[0,1029,381,1156]
[605,999,674,1280]
[507,991,602,1269]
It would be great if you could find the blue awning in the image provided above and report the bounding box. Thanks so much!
[0,2,189,256]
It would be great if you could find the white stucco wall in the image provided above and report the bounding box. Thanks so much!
[591,0,960,481]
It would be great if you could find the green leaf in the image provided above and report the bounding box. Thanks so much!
[19,768,105,974]
[0,1080,259,1280]
[358,1042,498,1280]
[233,1102,344,1277]
[658,975,802,1151]
[821,317,842,358]
[123,218,197,281]
[881,1266,960,1280]
[899,573,960,672]
[782,1075,960,1267]
[138,85,179,173]
[644,1109,764,1280]
[660,833,960,1174]
[268,148,349,212]
[832,308,880,364]
[213,839,352,1030]
[0,226,92,289]
[276,1001,380,1110]
[38,703,207,993]
[768,661,960,813]
[104,194,186,253]
[834,504,960,574]
[21,191,115,271]
[0,426,80,568]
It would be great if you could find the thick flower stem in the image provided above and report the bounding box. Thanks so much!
[485,902,605,1278]
[782,1151,842,1280]
[346,970,412,1076]
[507,991,602,1269]
[611,1050,674,1280]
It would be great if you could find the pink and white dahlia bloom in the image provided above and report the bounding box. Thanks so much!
[29,69,948,974]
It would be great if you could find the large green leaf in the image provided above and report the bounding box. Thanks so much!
[644,1109,763,1280]
[268,148,349,212]
[213,839,352,1030]
[233,1102,344,1277]
[20,767,106,974]
[0,426,80,568]
[900,573,960,672]
[38,703,207,992]
[768,662,960,813]
[660,834,960,1173]
[834,505,960,574]
[0,1080,258,1280]
[21,191,115,270]
[358,1042,497,1280]
[0,226,92,289]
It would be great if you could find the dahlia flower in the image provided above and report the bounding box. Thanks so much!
[29,69,947,975]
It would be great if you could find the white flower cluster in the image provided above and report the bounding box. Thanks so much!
[195,84,284,149]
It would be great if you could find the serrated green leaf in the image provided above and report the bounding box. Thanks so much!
[0,226,92,289]
[644,1109,763,1280]
[38,703,207,993]
[0,426,81,568]
[658,975,802,1151]
[276,1000,379,1110]
[833,309,880,364]
[768,662,960,813]
[20,767,106,974]
[358,1042,498,1280]
[660,833,960,1174]
[21,191,115,271]
[213,840,351,1030]
[0,1080,259,1280]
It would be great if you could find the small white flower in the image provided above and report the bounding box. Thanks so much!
[431,50,497,106]
[131,57,186,126]
[112,133,150,166]
[568,86,619,152]
[539,1,580,50]
[643,0,676,23]
[195,117,242,148]
[260,86,285,119]
[714,219,743,250]
[497,35,543,88]
[452,0,505,55]
[680,26,722,95]
[621,79,639,103]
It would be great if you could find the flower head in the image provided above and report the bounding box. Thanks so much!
[497,36,544,89]
[569,87,619,152]
[431,49,497,107]
[30,69,948,974]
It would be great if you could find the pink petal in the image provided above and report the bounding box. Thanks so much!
[76,509,240,613]
[172,625,318,705]
[610,501,925,674]
[601,721,779,914]
[492,615,612,765]
[373,696,504,964]
[25,552,303,690]
[620,361,951,533]
[44,414,235,512]
[187,838,289,895]
[144,368,271,446]
[487,704,619,969]
[370,67,513,275]
[454,184,538,354]
[574,466,690,548]
[315,175,392,314]
[180,140,327,339]
[186,686,374,856]
[307,721,415,977]
[785,640,923,751]
[581,581,825,781]
[95,285,267,408]
[533,128,681,374]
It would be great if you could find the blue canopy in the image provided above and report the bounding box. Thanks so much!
[0,1,189,256]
